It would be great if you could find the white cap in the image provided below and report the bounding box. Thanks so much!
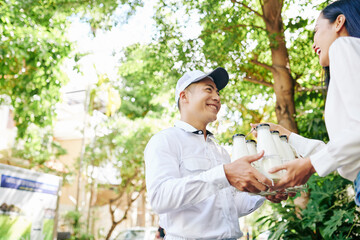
[175,67,229,105]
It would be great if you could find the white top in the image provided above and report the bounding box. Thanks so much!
[144,120,264,239]
[288,37,360,181]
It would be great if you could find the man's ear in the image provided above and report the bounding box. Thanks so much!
[179,90,188,106]
[335,14,347,33]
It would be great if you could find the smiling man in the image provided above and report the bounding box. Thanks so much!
[144,67,275,240]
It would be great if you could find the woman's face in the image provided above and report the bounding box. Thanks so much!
[312,14,339,67]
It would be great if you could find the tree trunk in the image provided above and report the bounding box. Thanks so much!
[262,0,310,212]
[263,0,298,133]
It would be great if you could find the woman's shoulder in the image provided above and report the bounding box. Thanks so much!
[330,36,360,52]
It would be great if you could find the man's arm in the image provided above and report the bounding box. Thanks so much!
[145,133,273,214]
[145,133,230,214]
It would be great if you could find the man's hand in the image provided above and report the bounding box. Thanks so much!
[224,151,273,193]
[268,157,316,190]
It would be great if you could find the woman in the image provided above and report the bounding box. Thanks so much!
[252,0,360,205]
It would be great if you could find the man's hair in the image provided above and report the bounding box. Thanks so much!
[178,84,194,112]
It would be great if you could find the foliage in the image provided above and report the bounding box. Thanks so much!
[118,43,181,119]
[118,0,328,142]
[11,125,67,167]
[89,74,121,117]
[82,115,158,239]
[0,0,143,139]
[257,174,360,240]
[64,210,95,240]
[0,0,72,138]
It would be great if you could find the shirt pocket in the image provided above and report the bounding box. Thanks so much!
[181,157,211,176]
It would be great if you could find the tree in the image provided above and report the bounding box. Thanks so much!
[0,0,143,139]
[117,0,329,136]
[82,112,159,239]
[118,43,181,119]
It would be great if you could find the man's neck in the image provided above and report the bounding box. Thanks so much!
[180,116,208,139]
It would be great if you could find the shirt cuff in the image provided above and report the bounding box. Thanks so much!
[251,196,265,212]
[206,164,231,190]
[310,146,338,177]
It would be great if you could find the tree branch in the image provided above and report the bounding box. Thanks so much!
[296,85,327,92]
[251,59,274,72]
[110,187,125,204]
[114,186,146,225]
[222,24,266,32]
[200,24,266,39]
[258,0,265,17]
[243,76,273,88]
[293,72,303,82]
[231,0,263,18]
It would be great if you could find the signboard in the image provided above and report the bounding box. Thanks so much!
[0,163,62,240]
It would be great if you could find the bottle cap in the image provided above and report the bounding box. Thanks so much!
[280,135,288,141]
[232,133,245,139]
[255,123,270,129]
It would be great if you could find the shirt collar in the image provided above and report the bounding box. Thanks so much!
[174,120,214,136]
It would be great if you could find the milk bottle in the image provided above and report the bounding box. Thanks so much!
[279,135,305,192]
[279,135,295,163]
[256,124,284,181]
[246,140,262,172]
[246,139,257,155]
[271,131,287,162]
[231,134,249,162]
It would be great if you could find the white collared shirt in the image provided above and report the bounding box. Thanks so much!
[144,120,264,239]
[288,37,360,181]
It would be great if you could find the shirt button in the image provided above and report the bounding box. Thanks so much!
[199,131,203,134]
[218,184,223,189]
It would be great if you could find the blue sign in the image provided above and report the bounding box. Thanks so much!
[1,175,58,195]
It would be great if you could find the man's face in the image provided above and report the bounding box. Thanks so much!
[185,78,221,124]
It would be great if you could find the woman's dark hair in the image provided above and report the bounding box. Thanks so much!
[321,0,360,87]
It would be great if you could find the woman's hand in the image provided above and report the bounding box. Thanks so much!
[265,191,296,203]
[250,122,292,139]
[268,157,316,190]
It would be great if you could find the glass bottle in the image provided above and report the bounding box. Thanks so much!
[246,139,257,155]
[279,135,295,163]
[256,124,283,181]
[271,130,287,162]
[231,134,249,162]
[246,139,262,172]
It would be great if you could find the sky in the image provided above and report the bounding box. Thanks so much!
[62,0,156,94]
